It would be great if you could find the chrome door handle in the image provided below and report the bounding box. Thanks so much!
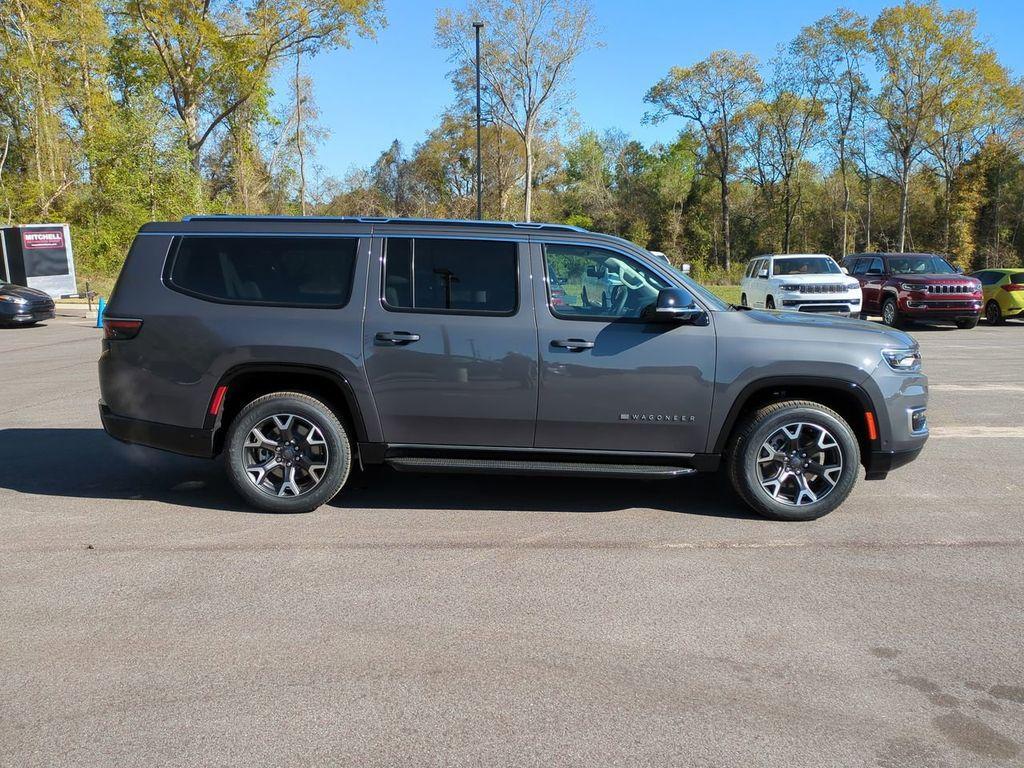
[551,338,594,351]
[375,331,421,345]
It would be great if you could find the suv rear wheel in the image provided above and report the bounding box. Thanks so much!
[728,400,860,521]
[224,391,351,513]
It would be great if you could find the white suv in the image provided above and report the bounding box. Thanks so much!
[740,254,862,316]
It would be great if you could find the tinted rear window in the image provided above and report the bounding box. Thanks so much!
[383,238,517,314]
[1011,273,1024,284]
[167,236,357,306]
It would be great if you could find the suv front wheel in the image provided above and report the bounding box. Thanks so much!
[224,391,352,513]
[728,400,860,521]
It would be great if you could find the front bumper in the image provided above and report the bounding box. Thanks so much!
[781,296,860,315]
[864,445,924,480]
[902,298,981,320]
[0,307,55,324]
[100,401,215,458]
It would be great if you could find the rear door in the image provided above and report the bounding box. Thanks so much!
[362,233,538,447]
[531,240,716,454]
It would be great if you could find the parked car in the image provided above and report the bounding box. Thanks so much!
[843,253,982,329]
[740,254,862,316]
[0,282,55,326]
[99,216,928,521]
[969,268,1024,325]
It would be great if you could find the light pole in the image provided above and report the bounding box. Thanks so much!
[473,21,484,220]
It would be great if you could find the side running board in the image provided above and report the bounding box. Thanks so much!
[385,456,696,479]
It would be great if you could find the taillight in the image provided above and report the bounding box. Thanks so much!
[1002,283,1024,292]
[103,318,143,340]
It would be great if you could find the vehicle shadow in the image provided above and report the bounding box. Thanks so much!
[0,428,756,520]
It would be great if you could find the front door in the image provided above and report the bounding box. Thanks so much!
[362,235,538,447]
[856,256,886,312]
[532,241,716,455]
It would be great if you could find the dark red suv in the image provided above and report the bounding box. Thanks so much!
[843,253,982,329]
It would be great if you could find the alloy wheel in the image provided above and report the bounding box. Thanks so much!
[243,413,329,497]
[756,422,844,507]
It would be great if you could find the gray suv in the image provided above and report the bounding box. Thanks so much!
[99,216,928,520]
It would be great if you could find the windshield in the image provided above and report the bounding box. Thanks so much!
[772,257,840,276]
[663,264,730,311]
[888,256,957,275]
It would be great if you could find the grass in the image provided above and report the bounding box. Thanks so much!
[57,274,118,303]
[708,285,741,304]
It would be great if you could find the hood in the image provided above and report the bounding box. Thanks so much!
[772,273,851,283]
[894,274,978,285]
[738,307,916,347]
[0,283,52,301]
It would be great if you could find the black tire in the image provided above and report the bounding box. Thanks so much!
[984,301,1003,326]
[224,391,351,513]
[881,296,902,328]
[728,400,860,521]
[766,296,776,310]
[956,317,979,329]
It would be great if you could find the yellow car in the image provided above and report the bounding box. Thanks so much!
[971,268,1024,325]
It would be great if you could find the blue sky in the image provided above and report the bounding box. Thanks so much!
[279,0,1024,179]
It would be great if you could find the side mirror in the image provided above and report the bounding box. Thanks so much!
[758,269,769,279]
[648,288,706,323]
[867,268,883,276]
[840,266,850,275]
[955,266,964,274]
[586,265,606,278]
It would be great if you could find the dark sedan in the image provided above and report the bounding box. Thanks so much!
[0,282,55,326]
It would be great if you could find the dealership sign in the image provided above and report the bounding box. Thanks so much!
[23,229,66,250]
[1,223,77,298]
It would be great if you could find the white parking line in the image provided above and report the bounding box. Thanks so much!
[930,384,1024,392]
[928,426,1024,438]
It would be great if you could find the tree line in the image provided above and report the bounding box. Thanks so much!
[2,1,1023,286]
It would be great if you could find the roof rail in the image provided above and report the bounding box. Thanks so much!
[180,214,590,234]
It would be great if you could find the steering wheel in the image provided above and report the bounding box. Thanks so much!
[614,259,647,291]
[610,285,629,316]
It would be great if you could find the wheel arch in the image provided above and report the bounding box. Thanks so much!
[713,376,886,466]
[209,363,369,454]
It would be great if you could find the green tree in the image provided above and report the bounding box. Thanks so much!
[120,0,383,176]
[436,0,599,222]
[645,50,762,269]
[871,1,992,252]
[792,9,870,257]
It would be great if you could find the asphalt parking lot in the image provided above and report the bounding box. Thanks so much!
[2,310,1023,767]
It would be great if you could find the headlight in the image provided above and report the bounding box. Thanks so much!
[846,282,861,290]
[882,347,922,372]
[780,284,802,292]
[900,283,923,292]
[0,295,27,304]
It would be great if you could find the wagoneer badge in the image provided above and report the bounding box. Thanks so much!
[620,413,695,422]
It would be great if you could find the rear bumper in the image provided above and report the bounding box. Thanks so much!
[100,401,215,458]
